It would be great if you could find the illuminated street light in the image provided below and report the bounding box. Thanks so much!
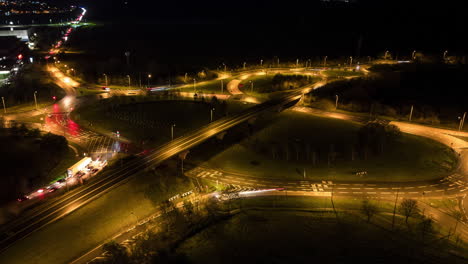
[243,62,246,69]
[323,56,327,67]
[210,108,215,122]
[443,50,448,60]
[103,74,108,86]
[384,50,389,60]
[412,50,416,60]
[260,59,263,67]
[1,97,6,114]
[335,95,339,109]
[34,91,38,110]
[349,56,353,67]
[171,124,176,140]
[250,80,254,93]
[147,74,152,87]
[126,75,131,87]
[459,112,466,131]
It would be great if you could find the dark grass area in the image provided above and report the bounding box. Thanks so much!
[188,110,457,182]
[0,130,77,204]
[176,209,465,264]
[73,98,251,147]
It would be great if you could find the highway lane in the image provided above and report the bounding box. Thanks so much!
[0,87,305,252]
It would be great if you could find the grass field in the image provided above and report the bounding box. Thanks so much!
[73,99,251,147]
[193,110,457,182]
[176,208,465,264]
[0,161,193,264]
[178,78,232,95]
[323,69,365,78]
[0,132,78,204]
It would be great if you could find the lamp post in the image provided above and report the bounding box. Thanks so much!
[412,50,416,60]
[335,95,339,109]
[171,124,176,140]
[443,50,448,60]
[147,74,152,87]
[1,97,6,114]
[323,56,327,67]
[210,108,215,122]
[126,75,131,87]
[409,105,414,122]
[250,80,254,93]
[221,79,224,93]
[459,112,466,131]
[193,79,196,93]
[103,74,108,86]
[243,62,246,69]
[349,56,353,67]
[260,59,263,67]
[296,58,299,67]
[34,91,38,110]
[384,50,389,60]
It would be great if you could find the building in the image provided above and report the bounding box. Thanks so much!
[0,27,32,42]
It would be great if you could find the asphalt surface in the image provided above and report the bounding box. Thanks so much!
[0,86,306,253]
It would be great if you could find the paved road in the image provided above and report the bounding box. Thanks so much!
[0,86,307,252]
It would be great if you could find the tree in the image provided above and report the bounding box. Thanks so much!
[361,199,379,223]
[183,200,195,217]
[399,198,419,225]
[417,216,434,240]
[102,241,129,264]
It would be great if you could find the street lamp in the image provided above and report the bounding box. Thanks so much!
[1,97,6,114]
[171,124,176,140]
[250,80,254,93]
[193,78,197,93]
[210,108,215,122]
[335,95,339,109]
[296,58,299,67]
[384,50,389,60]
[459,112,466,131]
[260,59,263,67]
[126,75,131,87]
[323,56,327,67]
[147,74,152,87]
[221,79,224,93]
[412,50,416,60]
[349,56,353,67]
[243,62,246,69]
[34,91,38,110]
[443,50,448,61]
[103,74,108,86]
